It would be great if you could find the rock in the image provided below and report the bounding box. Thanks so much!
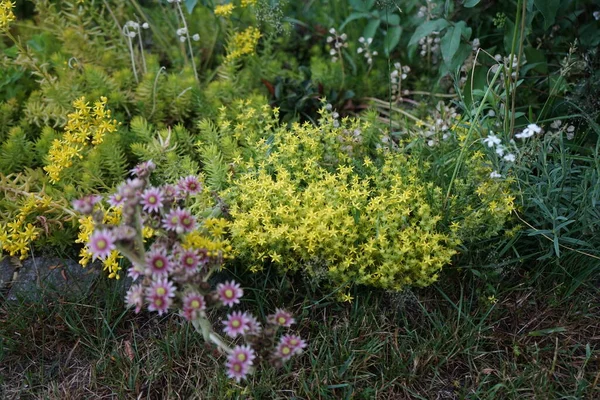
[0,257,15,293]
[6,255,101,302]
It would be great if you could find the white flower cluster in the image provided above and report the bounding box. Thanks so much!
[481,131,518,179]
[326,28,348,63]
[325,103,340,128]
[390,62,410,102]
[417,0,438,19]
[357,37,378,65]
[549,120,576,140]
[594,11,600,20]
[514,123,542,139]
[418,32,441,63]
[421,101,459,147]
[123,20,149,38]
[176,27,200,43]
[491,53,527,79]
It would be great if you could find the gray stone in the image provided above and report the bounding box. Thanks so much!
[7,255,101,302]
[0,257,15,296]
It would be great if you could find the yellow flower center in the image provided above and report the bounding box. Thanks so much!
[225,289,233,298]
[281,346,291,355]
[96,239,107,249]
[237,353,246,362]
[191,300,200,308]
[278,316,286,324]
[155,259,164,269]
[232,320,240,328]
[156,288,166,296]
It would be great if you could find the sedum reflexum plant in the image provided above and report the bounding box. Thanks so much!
[73,161,306,382]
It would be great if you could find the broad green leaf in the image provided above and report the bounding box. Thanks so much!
[534,0,560,30]
[363,18,381,39]
[340,12,372,30]
[409,19,450,46]
[440,24,461,65]
[349,0,375,12]
[185,0,198,14]
[464,0,480,7]
[383,26,402,56]
[381,13,400,26]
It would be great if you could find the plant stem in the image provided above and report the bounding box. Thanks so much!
[175,1,199,84]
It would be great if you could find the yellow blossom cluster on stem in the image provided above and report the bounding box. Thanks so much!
[215,3,235,17]
[76,206,133,279]
[44,96,119,183]
[182,217,234,260]
[0,0,15,32]
[225,26,261,63]
[241,0,257,6]
[0,194,51,259]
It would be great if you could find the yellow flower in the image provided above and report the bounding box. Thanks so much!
[215,3,235,17]
[0,0,16,31]
[225,27,262,62]
[241,0,257,6]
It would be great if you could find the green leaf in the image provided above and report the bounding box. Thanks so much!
[185,0,198,14]
[383,26,402,56]
[381,13,400,26]
[440,25,461,65]
[363,18,381,39]
[349,0,375,12]
[408,18,450,46]
[534,0,560,30]
[464,0,480,7]
[340,12,372,30]
[528,327,567,336]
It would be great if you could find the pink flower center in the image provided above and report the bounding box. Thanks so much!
[154,259,164,269]
[185,256,194,266]
[148,195,157,204]
[183,217,191,225]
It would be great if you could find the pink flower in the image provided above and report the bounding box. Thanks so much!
[127,263,145,280]
[141,187,164,213]
[274,341,294,361]
[72,195,102,215]
[268,308,295,327]
[107,190,125,207]
[216,280,243,307]
[177,209,197,233]
[146,277,176,299]
[162,208,182,232]
[88,229,116,260]
[227,344,256,366]
[222,311,250,338]
[245,313,262,335]
[281,334,307,355]
[179,249,200,274]
[181,292,206,321]
[162,184,180,201]
[225,359,250,382]
[125,284,144,313]
[178,175,203,195]
[130,160,156,177]
[145,248,172,277]
[147,294,171,315]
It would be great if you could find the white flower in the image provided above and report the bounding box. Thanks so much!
[357,47,363,54]
[142,22,149,29]
[594,11,600,20]
[179,36,186,42]
[490,171,502,179]
[192,34,200,41]
[503,153,516,162]
[329,28,336,34]
[358,37,365,43]
[483,134,502,147]
[176,27,187,36]
[495,145,505,156]
[527,123,542,134]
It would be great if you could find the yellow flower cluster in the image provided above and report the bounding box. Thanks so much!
[241,0,257,6]
[0,195,49,259]
[225,27,261,63]
[221,106,463,291]
[76,207,125,279]
[182,217,233,259]
[0,0,15,31]
[215,3,235,17]
[44,96,119,183]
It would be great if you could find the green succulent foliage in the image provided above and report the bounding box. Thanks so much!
[0,127,35,174]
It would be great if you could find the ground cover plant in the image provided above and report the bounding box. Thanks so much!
[1,0,599,398]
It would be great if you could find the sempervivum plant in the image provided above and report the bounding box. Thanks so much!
[73,161,306,382]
